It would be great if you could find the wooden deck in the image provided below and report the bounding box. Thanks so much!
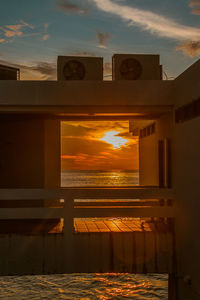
[0,188,175,275]
[75,218,153,233]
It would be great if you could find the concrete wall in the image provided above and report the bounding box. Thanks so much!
[174,116,200,299]
[139,133,158,185]
[44,120,60,188]
[172,60,200,299]
[0,118,60,188]
[139,112,174,186]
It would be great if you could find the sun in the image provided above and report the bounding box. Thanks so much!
[100,131,128,149]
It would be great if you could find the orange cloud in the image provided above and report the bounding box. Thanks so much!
[61,121,138,170]
[176,40,200,57]
[42,34,49,40]
[0,20,48,44]
[189,0,200,14]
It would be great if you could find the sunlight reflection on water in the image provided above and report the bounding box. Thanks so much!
[0,273,168,299]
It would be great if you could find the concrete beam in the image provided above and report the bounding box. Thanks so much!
[0,80,174,109]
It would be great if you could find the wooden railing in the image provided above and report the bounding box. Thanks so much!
[0,186,175,221]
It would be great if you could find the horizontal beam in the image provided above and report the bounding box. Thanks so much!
[0,80,174,108]
[74,200,163,207]
[0,208,64,220]
[0,206,176,220]
[0,114,161,121]
[74,207,176,218]
[0,105,173,114]
[0,188,175,200]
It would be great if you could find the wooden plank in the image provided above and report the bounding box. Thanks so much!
[63,196,74,273]
[88,233,101,272]
[167,232,174,274]
[100,233,112,272]
[122,220,141,231]
[43,235,56,274]
[74,207,176,218]
[73,234,89,273]
[84,220,100,232]
[54,233,65,274]
[112,220,132,232]
[0,208,63,219]
[0,235,10,275]
[75,220,88,232]
[95,221,110,232]
[156,232,169,273]
[135,232,145,273]
[74,200,163,207]
[104,220,122,232]
[68,187,175,200]
[145,232,156,273]
[0,189,67,200]
[112,233,125,272]
[0,187,175,200]
[122,233,134,273]
[133,219,143,231]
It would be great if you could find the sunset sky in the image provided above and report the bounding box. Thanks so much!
[61,121,138,170]
[0,0,200,80]
[1,0,200,170]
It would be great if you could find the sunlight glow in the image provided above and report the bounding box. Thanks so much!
[100,131,128,149]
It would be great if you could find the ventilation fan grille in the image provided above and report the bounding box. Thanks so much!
[120,58,142,80]
[63,60,86,80]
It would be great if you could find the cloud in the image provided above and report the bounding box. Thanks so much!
[67,51,96,57]
[0,60,56,80]
[56,0,88,14]
[189,0,200,14]
[92,0,200,41]
[19,20,34,29]
[189,0,200,5]
[176,40,200,57]
[2,25,23,37]
[104,62,112,74]
[44,23,49,30]
[62,123,94,137]
[95,29,111,48]
[4,24,24,37]
[41,23,50,41]
[42,34,49,40]
[0,20,35,42]
[0,20,49,43]
[61,121,138,170]
[28,62,56,79]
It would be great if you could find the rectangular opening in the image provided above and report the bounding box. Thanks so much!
[61,120,139,187]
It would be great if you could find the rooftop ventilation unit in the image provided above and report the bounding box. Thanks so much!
[0,64,20,80]
[112,54,162,80]
[57,56,103,81]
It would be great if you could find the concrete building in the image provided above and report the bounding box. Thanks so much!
[0,55,200,299]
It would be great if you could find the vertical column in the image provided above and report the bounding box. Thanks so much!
[63,193,74,273]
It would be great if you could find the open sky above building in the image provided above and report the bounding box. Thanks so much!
[1,0,199,170]
[0,0,200,80]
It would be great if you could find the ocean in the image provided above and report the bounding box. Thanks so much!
[0,170,168,299]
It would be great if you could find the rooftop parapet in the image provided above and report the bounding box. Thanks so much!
[0,64,20,80]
